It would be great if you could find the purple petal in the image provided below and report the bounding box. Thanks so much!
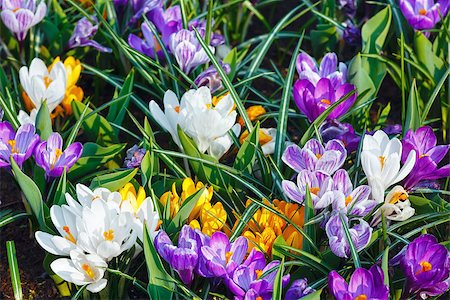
[282,144,305,173]
[319,53,338,77]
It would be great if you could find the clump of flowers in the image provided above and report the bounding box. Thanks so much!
[0,121,39,168]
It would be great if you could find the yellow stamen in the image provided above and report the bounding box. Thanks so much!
[418,8,427,15]
[419,154,428,158]
[310,187,320,195]
[82,263,95,279]
[355,295,367,300]
[255,269,263,279]
[379,156,386,168]
[389,192,408,204]
[8,140,17,153]
[315,153,322,159]
[44,76,52,88]
[174,106,180,113]
[320,99,331,105]
[51,148,63,170]
[416,261,432,275]
[225,251,233,264]
[345,195,353,206]
[62,226,77,244]
[103,229,114,241]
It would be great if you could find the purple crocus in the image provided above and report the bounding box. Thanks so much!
[0,0,46,41]
[285,278,315,300]
[148,5,182,46]
[0,121,39,168]
[328,265,389,300]
[338,0,357,18]
[154,225,208,285]
[128,0,162,25]
[325,213,372,258]
[399,0,449,31]
[400,234,450,298]
[68,16,112,53]
[34,133,82,178]
[123,145,146,168]
[194,62,231,93]
[128,22,163,59]
[169,29,213,74]
[293,78,356,123]
[319,120,360,153]
[343,22,362,47]
[401,126,450,190]
[225,249,290,300]
[282,139,347,175]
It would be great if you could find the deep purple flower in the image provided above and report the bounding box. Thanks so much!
[225,249,290,300]
[149,5,182,46]
[34,133,82,178]
[154,225,208,285]
[328,265,389,300]
[285,278,315,300]
[128,0,162,25]
[343,22,361,47]
[293,78,356,123]
[400,234,450,298]
[319,120,360,152]
[325,213,372,258]
[0,0,46,41]
[189,18,225,47]
[169,29,213,74]
[123,145,146,168]
[282,139,347,175]
[0,121,39,168]
[401,126,450,190]
[338,0,357,18]
[68,16,112,53]
[399,0,449,31]
[128,23,163,59]
[194,62,231,93]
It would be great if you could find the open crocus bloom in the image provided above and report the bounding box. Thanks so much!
[34,132,83,178]
[68,16,111,53]
[381,185,415,221]
[282,139,347,175]
[19,58,67,124]
[328,265,389,300]
[51,250,108,293]
[190,201,227,236]
[0,121,39,168]
[399,0,449,31]
[361,130,416,203]
[0,0,47,41]
[128,22,164,59]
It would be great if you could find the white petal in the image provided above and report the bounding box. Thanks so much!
[393,150,416,183]
[87,279,107,293]
[50,258,88,286]
[35,231,67,256]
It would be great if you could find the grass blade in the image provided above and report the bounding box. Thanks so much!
[6,241,22,300]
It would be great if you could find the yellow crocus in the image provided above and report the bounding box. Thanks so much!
[119,183,147,214]
[238,105,267,126]
[198,202,227,236]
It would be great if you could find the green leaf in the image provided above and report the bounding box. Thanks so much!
[234,122,260,172]
[382,246,390,287]
[165,188,205,234]
[414,31,445,81]
[302,186,316,254]
[6,241,22,300]
[223,48,238,80]
[35,101,53,140]
[143,226,174,299]
[11,157,51,232]
[404,79,421,133]
[272,258,284,300]
[301,289,322,300]
[348,54,376,114]
[90,168,138,191]
[339,213,361,268]
[107,69,135,134]
[272,235,287,261]
[0,210,29,228]
[362,6,392,54]
[311,24,338,57]
[53,169,67,206]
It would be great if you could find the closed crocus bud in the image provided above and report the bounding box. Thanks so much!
[123,145,146,168]
[194,62,231,93]
[69,16,111,52]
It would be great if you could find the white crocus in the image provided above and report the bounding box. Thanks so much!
[383,186,415,221]
[361,130,416,203]
[35,205,80,256]
[76,198,137,262]
[65,184,123,216]
[17,109,38,125]
[19,58,67,118]
[51,250,107,293]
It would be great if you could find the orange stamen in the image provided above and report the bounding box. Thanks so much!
[320,99,331,105]
[82,263,95,279]
[416,261,432,275]
[310,187,320,195]
[379,156,386,168]
[62,226,77,244]
[418,8,427,15]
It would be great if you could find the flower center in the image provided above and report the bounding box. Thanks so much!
[378,156,386,168]
[320,99,331,105]
[51,148,63,170]
[345,195,353,206]
[389,192,408,204]
[418,8,427,15]
[225,251,233,264]
[8,140,18,153]
[44,76,52,88]
[103,229,114,241]
[174,105,180,113]
[82,263,95,279]
[255,269,263,279]
[62,226,77,244]
[315,153,322,159]
[419,153,428,158]
[355,295,367,300]
[310,187,320,195]
[256,297,263,300]
[416,261,432,274]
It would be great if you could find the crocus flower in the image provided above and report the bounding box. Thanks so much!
[285,278,315,300]
[400,234,450,298]
[194,62,231,93]
[51,250,108,293]
[328,265,389,300]
[293,78,356,122]
[319,120,360,152]
[123,145,146,168]
[382,185,415,221]
[282,139,347,175]
[190,201,227,236]
[401,126,450,190]
[128,0,162,25]
[399,0,449,31]
[338,0,357,18]
[343,22,362,47]
[148,5,182,46]
[0,121,39,168]
[128,22,164,59]
[361,130,416,203]
[238,105,267,127]
[198,232,248,278]
[34,132,82,178]
[68,16,111,53]
[169,29,214,74]
[0,0,46,41]
[154,225,207,285]
[239,128,277,156]
[325,213,372,258]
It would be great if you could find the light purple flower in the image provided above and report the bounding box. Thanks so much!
[128,22,163,59]
[148,5,182,46]
[325,213,372,258]
[328,265,389,300]
[400,234,450,298]
[34,132,82,178]
[285,278,315,300]
[0,0,47,41]
[401,126,450,190]
[0,121,39,168]
[319,120,360,153]
[68,16,112,53]
[169,29,213,74]
[123,145,146,168]
[194,62,231,93]
[399,0,449,31]
[282,139,347,175]
[293,78,356,123]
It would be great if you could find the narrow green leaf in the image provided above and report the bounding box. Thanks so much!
[53,169,67,206]
[234,122,260,172]
[382,246,390,287]
[404,79,421,133]
[6,241,22,300]
[302,186,316,254]
[90,168,138,191]
[166,188,206,234]
[107,69,135,133]
[0,211,29,228]
[272,258,284,300]
[301,289,322,300]
[339,213,361,268]
[35,101,52,140]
